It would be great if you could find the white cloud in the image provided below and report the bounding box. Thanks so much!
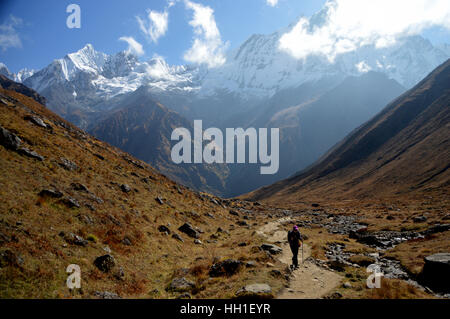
[137,9,169,43]
[183,0,228,68]
[0,15,23,52]
[119,36,145,56]
[279,0,450,62]
[266,0,279,7]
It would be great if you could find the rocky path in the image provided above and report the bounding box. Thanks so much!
[257,218,342,299]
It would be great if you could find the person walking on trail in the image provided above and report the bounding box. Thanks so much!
[288,225,303,269]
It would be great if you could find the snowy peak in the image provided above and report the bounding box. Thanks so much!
[0,63,35,83]
[102,51,139,78]
[59,44,108,79]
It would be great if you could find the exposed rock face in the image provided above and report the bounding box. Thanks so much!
[419,253,450,293]
[235,283,273,299]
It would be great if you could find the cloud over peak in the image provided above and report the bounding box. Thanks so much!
[279,0,450,61]
[119,36,145,56]
[183,0,228,68]
[137,9,169,43]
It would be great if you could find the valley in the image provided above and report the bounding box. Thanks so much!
[0,2,449,300]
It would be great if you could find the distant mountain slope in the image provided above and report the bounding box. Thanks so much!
[0,75,46,105]
[227,72,405,197]
[90,87,229,196]
[246,59,450,203]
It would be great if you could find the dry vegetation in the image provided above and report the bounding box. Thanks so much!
[0,88,287,299]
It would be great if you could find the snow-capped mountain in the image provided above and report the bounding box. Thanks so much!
[0,63,35,83]
[1,15,449,124]
[200,34,449,98]
[22,44,197,105]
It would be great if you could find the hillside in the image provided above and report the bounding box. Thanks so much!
[226,72,405,197]
[0,85,287,299]
[246,59,450,204]
[89,86,230,196]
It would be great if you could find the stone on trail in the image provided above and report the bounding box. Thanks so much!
[235,283,273,299]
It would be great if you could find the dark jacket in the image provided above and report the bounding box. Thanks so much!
[288,230,302,248]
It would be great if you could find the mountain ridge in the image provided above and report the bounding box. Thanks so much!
[245,59,450,203]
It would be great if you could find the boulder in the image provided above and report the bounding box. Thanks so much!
[63,233,88,247]
[121,184,131,193]
[59,158,78,171]
[260,243,282,255]
[235,284,273,299]
[94,254,116,273]
[178,223,200,239]
[229,210,239,216]
[71,183,90,193]
[209,259,242,277]
[39,189,63,198]
[0,126,21,150]
[158,225,171,234]
[25,115,47,128]
[419,253,450,293]
[167,277,195,293]
[61,196,80,208]
[413,216,427,223]
[18,147,44,161]
[172,233,184,242]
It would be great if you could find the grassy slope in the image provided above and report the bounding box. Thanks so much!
[0,88,286,299]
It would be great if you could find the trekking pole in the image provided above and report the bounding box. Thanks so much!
[302,242,304,264]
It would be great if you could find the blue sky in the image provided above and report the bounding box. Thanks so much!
[0,0,326,72]
[0,0,449,73]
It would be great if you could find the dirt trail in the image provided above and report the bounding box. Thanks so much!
[257,218,342,299]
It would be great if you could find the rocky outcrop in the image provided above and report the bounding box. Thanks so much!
[419,253,450,293]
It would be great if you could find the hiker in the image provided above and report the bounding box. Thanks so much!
[287,225,303,269]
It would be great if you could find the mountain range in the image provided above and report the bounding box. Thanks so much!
[246,59,450,203]
[1,15,449,197]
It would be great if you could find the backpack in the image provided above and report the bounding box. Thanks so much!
[288,230,301,245]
